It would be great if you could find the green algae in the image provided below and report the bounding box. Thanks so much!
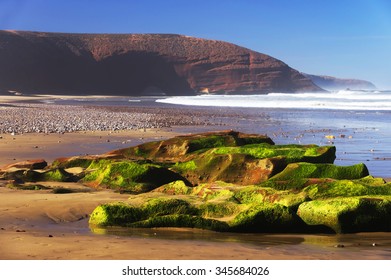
[304,177,391,199]
[131,214,229,231]
[154,180,192,195]
[297,196,391,233]
[270,162,369,181]
[172,160,197,172]
[52,157,93,169]
[213,144,336,163]
[230,202,302,232]
[42,168,74,182]
[82,159,187,192]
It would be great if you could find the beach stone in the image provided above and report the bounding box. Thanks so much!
[1,159,47,171]
[82,160,190,193]
[270,162,369,181]
[297,197,391,233]
[107,130,275,161]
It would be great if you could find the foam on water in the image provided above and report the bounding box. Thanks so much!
[157,90,391,111]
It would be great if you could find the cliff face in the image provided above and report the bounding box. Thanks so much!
[0,30,322,95]
[303,73,376,91]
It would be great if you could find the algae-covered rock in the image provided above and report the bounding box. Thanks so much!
[0,168,75,183]
[107,130,275,161]
[89,175,391,233]
[230,203,305,232]
[3,130,389,234]
[172,153,286,185]
[270,162,369,181]
[304,176,391,199]
[153,180,192,195]
[212,144,336,164]
[170,143,335,186]
[297,197,391,233]
[89,198,229,231]
[82,159,189,193]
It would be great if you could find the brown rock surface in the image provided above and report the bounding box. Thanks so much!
[0,30,322,95]
[1,159,47,171]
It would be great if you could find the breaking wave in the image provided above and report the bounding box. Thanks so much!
[156,90,391,111]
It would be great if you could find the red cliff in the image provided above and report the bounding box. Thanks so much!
[0,30,322,95]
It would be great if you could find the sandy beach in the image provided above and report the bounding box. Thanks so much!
[1,94,391,260]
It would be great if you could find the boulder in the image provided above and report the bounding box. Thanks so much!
[82,159,190,193]
[108,130,275,161]
[297,197,391,233]
[270,162,369,181]
[1,159,47,171]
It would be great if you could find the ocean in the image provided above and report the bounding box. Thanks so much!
[156,90,391,178]
[156,90,391,111]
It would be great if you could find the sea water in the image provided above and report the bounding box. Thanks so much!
[156,90,391,178]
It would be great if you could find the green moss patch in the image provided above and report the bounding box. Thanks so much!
[82,160,187,192]
[270,162,369,181]
[297,197,391,233]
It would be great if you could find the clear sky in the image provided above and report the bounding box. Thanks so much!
[1,0,390,89]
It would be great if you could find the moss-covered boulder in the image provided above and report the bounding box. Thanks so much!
[89,176,391,233]
[107,130,275,161]
[270,162,369,181]
[170,144,336,186]
[89,198,229,231]
[82,159,189,193]
[172,153,286,185]
[297,197,391,233]
[304,176,391,199]
[0,167,75,183]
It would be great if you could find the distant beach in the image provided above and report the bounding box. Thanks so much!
[0,93,390,260]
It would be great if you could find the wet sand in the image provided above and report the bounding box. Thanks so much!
[0,129,180,167]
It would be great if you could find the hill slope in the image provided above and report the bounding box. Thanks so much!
[0,30,322,95]
[303,73,376,91]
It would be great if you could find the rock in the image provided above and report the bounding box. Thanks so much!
[82,160,190,193]
[2,130,388,234]
[89,198,229,231]
[297,197,391,233]
[172,153,286,185]
[1,159,47,171]
[0,31,322,95]
[269,162,369,181]
[108,130,275,161]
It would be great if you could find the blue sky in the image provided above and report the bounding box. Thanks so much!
[1,0,390,89]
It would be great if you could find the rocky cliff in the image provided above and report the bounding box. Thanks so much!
[0,30,322,95]
[303,73,376,91]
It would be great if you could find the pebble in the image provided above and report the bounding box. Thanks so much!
[334,244,345,248]
[0,103,214,134]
